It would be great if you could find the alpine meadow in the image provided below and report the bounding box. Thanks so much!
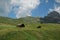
[0,0,60,40]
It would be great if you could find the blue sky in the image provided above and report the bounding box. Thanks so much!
[0,0,60,18]
[32,0,55,17]
[9,0,57,18]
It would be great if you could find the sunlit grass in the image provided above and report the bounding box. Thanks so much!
[0,23,60,40]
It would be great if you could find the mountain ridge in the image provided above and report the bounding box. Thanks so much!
[0,16,40,25]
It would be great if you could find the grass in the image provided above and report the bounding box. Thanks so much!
[0,23,60,40]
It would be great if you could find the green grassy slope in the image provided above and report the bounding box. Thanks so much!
[0,16,40,25]
[0,23,60,40]
[0,17,60,40]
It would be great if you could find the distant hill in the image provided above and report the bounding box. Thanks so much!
[0,16,40,25]
[18,16,40,23]
[41,11,60,23]
[0,14,60,40]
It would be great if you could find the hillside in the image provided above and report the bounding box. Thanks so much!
[0,16,40,25]
[0,23,60,40]
[40,11,60,23]
[0,16,60,40]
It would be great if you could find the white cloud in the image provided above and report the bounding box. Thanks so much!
[45,0,48,3]
[0,0,11,16]
[54,7,60,13]
[0,0,40,18]
[11,0,40,18]
[48,6,60,14]
[55,0,60,3]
